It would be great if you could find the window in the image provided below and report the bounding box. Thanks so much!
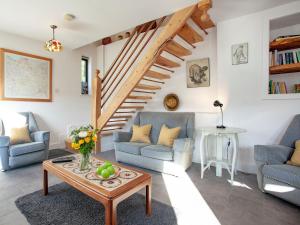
[81,56,89,95]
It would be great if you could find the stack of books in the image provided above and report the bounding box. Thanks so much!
[270,49,300,66]
[269,80,287,94]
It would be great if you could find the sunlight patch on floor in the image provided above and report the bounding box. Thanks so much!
[227,180,252,190]
[264,183,295,193]
[162,173,220,225]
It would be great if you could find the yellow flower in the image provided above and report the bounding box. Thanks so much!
[79,139,84,145]
[73,143,80,150]
[92,135,97,142]
[88,131,92,137]
[85,137,91,143]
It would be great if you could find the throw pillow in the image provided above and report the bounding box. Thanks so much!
[157,124,181,147]
[10,125,32,145]
[287,140,300,166]
[130,124,152,144]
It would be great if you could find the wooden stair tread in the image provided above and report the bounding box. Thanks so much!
[135,84,161,90]
[164,40,192,57]
[191,8,215,30]
[119,106,144,109]
[109,119,128,122]
[111,115,132,119]
[144,70,171,80]
[104,123,126,127]
[102,127,122,131]
[155,55,180,68]
[100,131,115,136]
[178,23,203,44]
[127,95,152,100]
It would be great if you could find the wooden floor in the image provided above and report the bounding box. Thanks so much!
[0,150,299,225]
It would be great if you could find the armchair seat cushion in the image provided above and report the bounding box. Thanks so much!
[141,145,173,161]
[9,142,45,157]
[115,142,149,155]
[262,164,300,189]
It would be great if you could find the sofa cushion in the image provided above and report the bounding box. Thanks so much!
[157,124,181,147]
[141,145,173,161]
[262,164,300,189]
[130,124,152,144]
[9,142,45,157]
[114,142,149,155]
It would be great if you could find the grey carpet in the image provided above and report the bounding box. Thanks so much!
[15,183,177,225]
[48,149,73,159]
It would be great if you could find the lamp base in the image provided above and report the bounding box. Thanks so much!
[216,125,226,129]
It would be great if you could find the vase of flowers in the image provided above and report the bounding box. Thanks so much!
[70,125,98,171]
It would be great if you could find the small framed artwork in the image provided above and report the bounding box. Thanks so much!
[186,58,210,88]
[0,48,52,102]
[232,43,248,65]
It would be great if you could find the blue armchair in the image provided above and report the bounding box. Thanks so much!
[254,114,300,206]
[0,112,50,171]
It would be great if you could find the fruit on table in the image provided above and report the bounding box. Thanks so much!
[107,166,115,175]
[103,161,112,168]
[101,169,110,179]
[96,166,105,175]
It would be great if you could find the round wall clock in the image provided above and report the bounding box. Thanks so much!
[163,93,179,111]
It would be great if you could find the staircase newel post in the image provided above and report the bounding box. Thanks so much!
[92,69,102,153]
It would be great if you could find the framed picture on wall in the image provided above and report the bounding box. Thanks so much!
[186,58,210,88]
[0,48,52,102]
[232,43,248,65]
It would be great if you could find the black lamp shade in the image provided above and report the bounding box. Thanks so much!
[213,100,223,107]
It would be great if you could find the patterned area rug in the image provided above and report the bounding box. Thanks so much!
[15,183,177,225]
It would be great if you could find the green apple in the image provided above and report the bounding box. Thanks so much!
[96,166,104,175]
[103,161,112,168]
[101,169,110,179]
[107,166,115,175]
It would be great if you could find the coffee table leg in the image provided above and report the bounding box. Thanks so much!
[146,183,152,216]
[105,200,117,225]
[43,170,48,196]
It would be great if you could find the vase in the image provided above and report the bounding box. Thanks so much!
[80,152,91,171]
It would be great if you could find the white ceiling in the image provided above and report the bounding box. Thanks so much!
[0,0,297,49]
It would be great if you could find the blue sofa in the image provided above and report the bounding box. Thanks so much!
[254,114,300,206]
[0,112,50,171]
[113,112,195,175]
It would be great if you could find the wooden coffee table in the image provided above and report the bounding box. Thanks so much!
[43,154,152,225]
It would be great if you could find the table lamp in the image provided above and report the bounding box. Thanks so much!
[213,100,226,129]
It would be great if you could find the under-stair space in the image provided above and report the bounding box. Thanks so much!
[92,0,215,151]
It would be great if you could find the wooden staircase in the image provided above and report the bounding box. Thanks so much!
[92,0,215,151]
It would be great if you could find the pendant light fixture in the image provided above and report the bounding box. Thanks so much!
[44,25,63,52]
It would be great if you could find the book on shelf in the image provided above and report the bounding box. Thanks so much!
[269,80,287,94]
[269,48,300,66]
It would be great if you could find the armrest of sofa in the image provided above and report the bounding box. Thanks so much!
[254,144,294,165]
[31,131,50,147]
[0,136,10,171]
[173,138,194,170]
[0,136,10,147]
[113,131,132,143]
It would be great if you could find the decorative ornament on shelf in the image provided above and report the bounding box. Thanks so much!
[164,93,179,111]
[44,25,63,52]
[213,100,226,129]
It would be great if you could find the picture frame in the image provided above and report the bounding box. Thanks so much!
[232,43,248,65]
[186,58,210,88]
[0,48,52,102]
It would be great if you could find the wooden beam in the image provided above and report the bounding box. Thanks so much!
[91,70,102,153]
[191,1,214,32]
[97,4,197,130]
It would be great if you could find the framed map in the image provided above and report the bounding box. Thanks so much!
[0,48,52,102]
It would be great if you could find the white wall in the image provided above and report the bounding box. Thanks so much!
[217,1,300,173]
[0,31,97,149]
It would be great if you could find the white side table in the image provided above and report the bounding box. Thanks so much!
[199,127,246,183]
